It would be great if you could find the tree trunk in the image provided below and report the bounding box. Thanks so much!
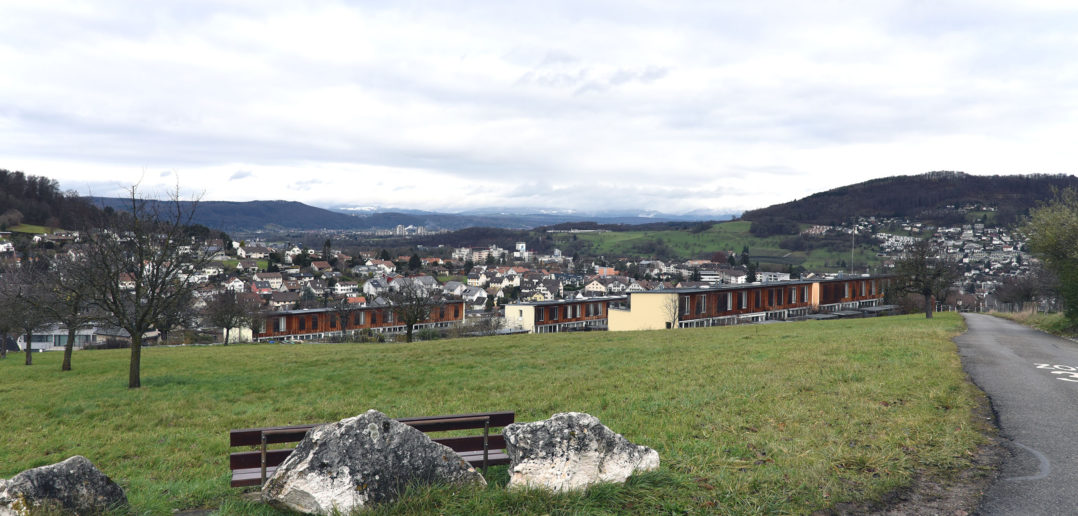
[0,332,6,359]
[224,327,230,346]
[924,294,933,319]
[405,324,413,343]
[129,333,142,389]
[62,326,76,371]
[24,332,32,365]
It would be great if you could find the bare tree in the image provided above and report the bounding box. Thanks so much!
[205,292,259,345]
[75,186,209,388]
[385,280,432,343]
[893,239,962,318]
[0,303,15,359]
[154,288,197,345]
[34,252,101,371]
[330,297,355,340]
[0,264,51,365]
[662,293,681,329]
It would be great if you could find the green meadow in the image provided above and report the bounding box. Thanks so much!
[559,221,881,271]
[0,313,985,515]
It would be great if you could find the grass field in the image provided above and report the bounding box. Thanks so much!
[560,221,881,271]
[0,314,984,515]
[7,223,65,235]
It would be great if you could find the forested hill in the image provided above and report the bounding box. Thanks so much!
[90,198,416,232]
[742,172,1078,226]
[0,169,101,230]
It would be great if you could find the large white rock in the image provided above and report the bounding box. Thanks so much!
[504,412,660,491]
[261,409,485,515]
[0,456,127,516]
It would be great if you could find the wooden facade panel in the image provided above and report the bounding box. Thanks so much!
[532,300,609,325]
[254,301,465,339]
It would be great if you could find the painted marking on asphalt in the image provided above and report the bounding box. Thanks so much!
[1006,441,1051,481]
[1033,363,1078,382]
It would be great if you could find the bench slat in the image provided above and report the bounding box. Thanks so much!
[229,435,508,470]
[230,424,320,447]
[230,412,515,447]
[397,411,516,433]
[230,451,512,488]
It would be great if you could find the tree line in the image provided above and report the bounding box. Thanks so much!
[0,186,211,388]
[742,172,1078,226]
[0,169,104,230]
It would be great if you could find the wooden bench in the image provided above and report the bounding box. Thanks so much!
[229,411,515,488]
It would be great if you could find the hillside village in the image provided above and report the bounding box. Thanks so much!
[0,204,1037,349]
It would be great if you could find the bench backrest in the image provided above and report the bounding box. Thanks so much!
[229,411,515,471]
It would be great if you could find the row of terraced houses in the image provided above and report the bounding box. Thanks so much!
[252,275,890,340]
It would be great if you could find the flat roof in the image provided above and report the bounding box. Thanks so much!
[506,295,627,307]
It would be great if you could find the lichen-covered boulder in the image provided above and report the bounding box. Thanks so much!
[504,412,659,491]
[0,455,127,516]
[262,409,485,515]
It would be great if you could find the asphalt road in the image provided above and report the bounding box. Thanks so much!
[956,313,1078,515]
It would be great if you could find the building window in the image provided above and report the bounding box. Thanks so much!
[386,311,394,324]
[844,283,850,299]
[537,309,545,322]
[299,317,306,330]
[803,286,809,302]
[330,315,337,329]
[789,287,797,304]
[439,306,446,319]
[454,305,460,318]
[697,295,706,314]
[371,312,378,325]
[277,317,286,332]
[754,290,761,308]
[768,289,775,306]
[860,282,866,296]
[740,291,747,309]
[680,296,690,315]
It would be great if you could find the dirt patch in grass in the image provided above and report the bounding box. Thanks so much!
[815,377,1005,516]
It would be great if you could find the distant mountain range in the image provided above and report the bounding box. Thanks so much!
[742,172,1078,226]
[76,172,1078,234]
[87,197,736,232]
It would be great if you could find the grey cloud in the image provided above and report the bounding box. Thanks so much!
[230,170,253,181]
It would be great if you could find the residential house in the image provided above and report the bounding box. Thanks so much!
[253,272,284,289]
[363,277,390,297]
[332,281,359,296]
[249,281,274,295]
[462,286,488,307]
[224,277,246,293]
[443,281,467,297]
[367,259,396,274]
[237,259,260,273]
[310,261,333,274]
[269,291,301,310]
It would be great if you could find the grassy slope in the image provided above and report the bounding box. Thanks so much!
[561,221,880,270]
[0,314,981,515]
[7,223,63,235]
[992,311,1077,338]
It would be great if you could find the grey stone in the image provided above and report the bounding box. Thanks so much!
[261,409,485,515]
[0,455,127,516]
[504,412,660,491]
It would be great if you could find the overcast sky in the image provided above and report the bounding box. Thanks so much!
[2,1,1077,214]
